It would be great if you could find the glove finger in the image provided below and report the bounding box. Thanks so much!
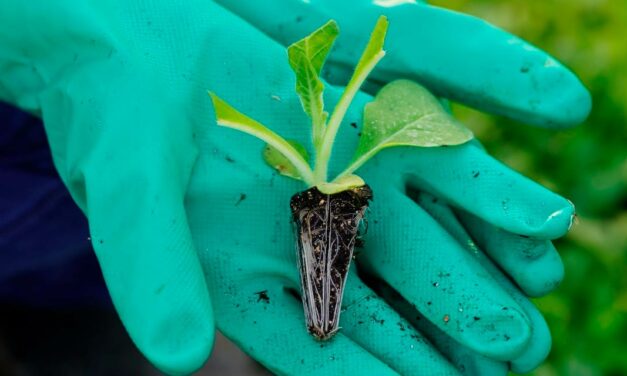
[214,278,399,376]
[413,192,552,373]
[370,280,509,376]
[217,0,590,127]
[41,79,215,375]
[390,143,575,239]
[340,269,461,376]
[456,210,564,297]
[358,182,531,361]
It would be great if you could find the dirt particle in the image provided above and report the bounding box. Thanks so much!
[225,155,235,163]
[269,172,277,187]
[371,314,385,325]
[472,171,480,178]
[443,314,450,323]
[354,238,364,249]
[473,316,481,321]
[254,290,270,303]
[350,122,358,128]
[155,284,165,295]
[432,282,439,287]
[295,16,303,23]
[427,301,432,306]
[235,193,247,206]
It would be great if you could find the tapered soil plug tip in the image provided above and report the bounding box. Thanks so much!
[291,185,372,340]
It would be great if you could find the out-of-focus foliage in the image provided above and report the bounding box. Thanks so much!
[431,1,627,375]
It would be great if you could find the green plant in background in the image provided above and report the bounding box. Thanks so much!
[432,1,627,375]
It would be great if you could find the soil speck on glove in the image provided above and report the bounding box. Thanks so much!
[371,314,385,325]
[254,290,270,304]
[235,193,247,206]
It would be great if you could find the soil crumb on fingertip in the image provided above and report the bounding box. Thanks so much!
[254,290,270,303]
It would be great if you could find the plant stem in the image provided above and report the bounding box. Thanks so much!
[313,54,384,185]
[312,110,325,151]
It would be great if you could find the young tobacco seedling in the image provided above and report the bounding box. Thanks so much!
[209,16,473,340]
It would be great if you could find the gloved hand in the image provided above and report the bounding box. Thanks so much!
[0,1,589,375]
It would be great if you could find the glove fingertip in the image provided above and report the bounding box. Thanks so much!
[147,318,215,376]
[509,312,552,374]
[518,249,565,298]
[527,199,576,240]
[458,304,532,361]
[531,60,592,128]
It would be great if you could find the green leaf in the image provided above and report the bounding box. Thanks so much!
[351,15,388,87]
[287,20,339,147]
[263,140,309,180]
[317,174,365,195]
[209,92,314,184]
[314,16,389,183]
[340,80,474,177]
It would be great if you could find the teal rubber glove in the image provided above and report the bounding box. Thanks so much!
[0,1,588,375]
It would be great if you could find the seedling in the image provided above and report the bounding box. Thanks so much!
[209,16,473,340]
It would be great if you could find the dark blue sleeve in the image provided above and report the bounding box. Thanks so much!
[0,102,111,307]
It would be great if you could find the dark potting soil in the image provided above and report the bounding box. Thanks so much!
[290,185,372,340]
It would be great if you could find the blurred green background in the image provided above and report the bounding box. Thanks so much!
[431,1,627,375]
